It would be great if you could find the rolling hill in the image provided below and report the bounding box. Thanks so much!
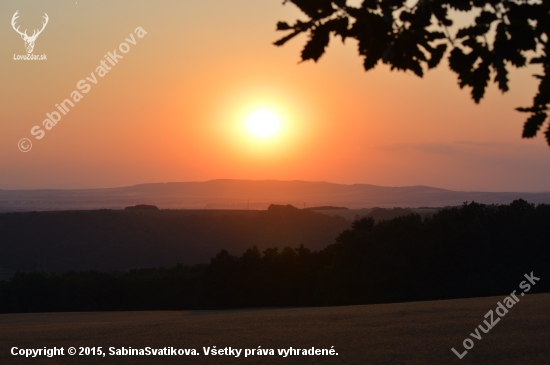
[1,179,549,212]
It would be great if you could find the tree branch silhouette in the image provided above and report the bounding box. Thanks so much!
[275,0,550,146]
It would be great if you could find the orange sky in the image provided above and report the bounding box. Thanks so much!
[1,0,549,191]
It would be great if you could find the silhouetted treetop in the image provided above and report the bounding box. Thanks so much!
[275,0,550,145]
[351,216,375,231]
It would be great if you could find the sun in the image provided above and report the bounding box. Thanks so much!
[246,110,281,138]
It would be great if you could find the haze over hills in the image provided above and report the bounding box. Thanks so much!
[0,205,350,275]
[1,179,550,212]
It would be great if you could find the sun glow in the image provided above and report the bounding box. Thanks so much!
[246,110,281,138]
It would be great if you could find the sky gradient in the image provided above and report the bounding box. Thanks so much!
[1,0,549,191]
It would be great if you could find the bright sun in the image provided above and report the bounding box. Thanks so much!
[246,110,281,138]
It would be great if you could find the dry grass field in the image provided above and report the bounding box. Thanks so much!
[1,293,549,365]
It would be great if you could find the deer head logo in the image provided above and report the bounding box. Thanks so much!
[11,11,49,54]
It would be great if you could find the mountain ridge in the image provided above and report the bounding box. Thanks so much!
[0,179,548,211]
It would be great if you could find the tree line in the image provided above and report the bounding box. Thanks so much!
[1,200,548,312]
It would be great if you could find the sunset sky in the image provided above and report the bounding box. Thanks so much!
[1,0,549,191]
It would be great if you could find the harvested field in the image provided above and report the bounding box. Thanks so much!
[1,293,549,364]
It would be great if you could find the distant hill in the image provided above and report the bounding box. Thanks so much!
[0,205,350,275]
[0,179,549,212]
[124,204,159,210]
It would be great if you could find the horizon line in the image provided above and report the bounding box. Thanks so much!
[1,178,549,194]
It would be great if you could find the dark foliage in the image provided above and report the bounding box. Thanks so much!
[351,216,375,231]
[275,0,550,145]
[0,200,548,312]
[365,207,416,222]
[0,265,205,312]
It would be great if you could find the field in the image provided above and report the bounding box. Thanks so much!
[1,293,549,364]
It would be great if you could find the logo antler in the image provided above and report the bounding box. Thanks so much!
[12,11,49,54]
